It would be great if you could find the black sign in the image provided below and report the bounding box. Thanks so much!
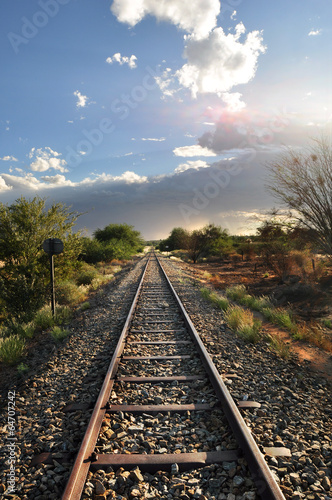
[43,238,64,255]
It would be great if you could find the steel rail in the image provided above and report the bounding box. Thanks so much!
[61,253,151,500]
[155,253,285,500]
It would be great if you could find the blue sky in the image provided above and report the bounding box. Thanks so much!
[0,0,331,238]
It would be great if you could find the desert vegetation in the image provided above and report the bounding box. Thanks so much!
[0,196,143,365]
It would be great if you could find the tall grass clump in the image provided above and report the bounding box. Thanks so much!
[269,308,298,334]
[0,335,25,364]
[51,326,71,342]
[224,306,262,343]
[33,305,55,331]
[225,285,272,312]
[200,288,229,311]
[266,334,291,359]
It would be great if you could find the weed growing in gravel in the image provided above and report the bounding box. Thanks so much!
[0,335,25,364]
[51,326,71,342]
[224,306,262,343]
[200,288,229,311]
[80,301,91,311]
[17,362,29,374]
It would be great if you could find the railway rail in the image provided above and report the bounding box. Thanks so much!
[61,252,285,499]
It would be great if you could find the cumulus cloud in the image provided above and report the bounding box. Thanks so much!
[74,90,88,108]
[308,29,322,36]
[106,53,137,69]
[173,144,217,157]
[221,92,246,112]
[174,160,209,173]
[0,176,12,192]
[110,0,220,39]
[0,155,18,162]
[168,24,266,98]
[29,147,68,173]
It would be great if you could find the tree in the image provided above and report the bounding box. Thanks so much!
[158,227,190,252]
[0,196,82,320]
[266,137,332,255]
[94,223,143,250]
[187,224,231,263]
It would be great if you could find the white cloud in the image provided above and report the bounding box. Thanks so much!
[173,144,217,157]
[308,29,321,36]
[0,176,12,191]
[141,137,166,142]
[0,155,18,162]
[29,147,68,173]
[173,24,266,98]
[174,160,209,173]
[40,174,75,186]
[106,53,137,69]
[74,90,88,108]
[110,0,220,40]
[221,92,246,112]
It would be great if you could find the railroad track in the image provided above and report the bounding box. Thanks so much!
[61,252,285,499]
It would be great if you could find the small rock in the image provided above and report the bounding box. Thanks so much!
[232,475,245,488]
[171,463,179,474]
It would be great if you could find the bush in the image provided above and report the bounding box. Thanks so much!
[0,335,25,364]
[56,280,88,305]
[33,305,55,331]
[80,301,91,311]
[75,265,98,286]
[51,326,71,342]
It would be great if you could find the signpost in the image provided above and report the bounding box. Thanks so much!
[43,238,64,316]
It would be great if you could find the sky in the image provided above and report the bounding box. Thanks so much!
[0,0,331,239]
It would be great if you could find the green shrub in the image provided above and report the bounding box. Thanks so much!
[0,335,25,364]
[56,280,88,305]
[55,305,72,325]
[33,305,55,331]
[51,326,71,342]
[17,362,29,374]
[75,265,98,286]
[90,274,113,290]
[80,301,91,311]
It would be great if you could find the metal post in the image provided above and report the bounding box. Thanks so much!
[50,253,55,317]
